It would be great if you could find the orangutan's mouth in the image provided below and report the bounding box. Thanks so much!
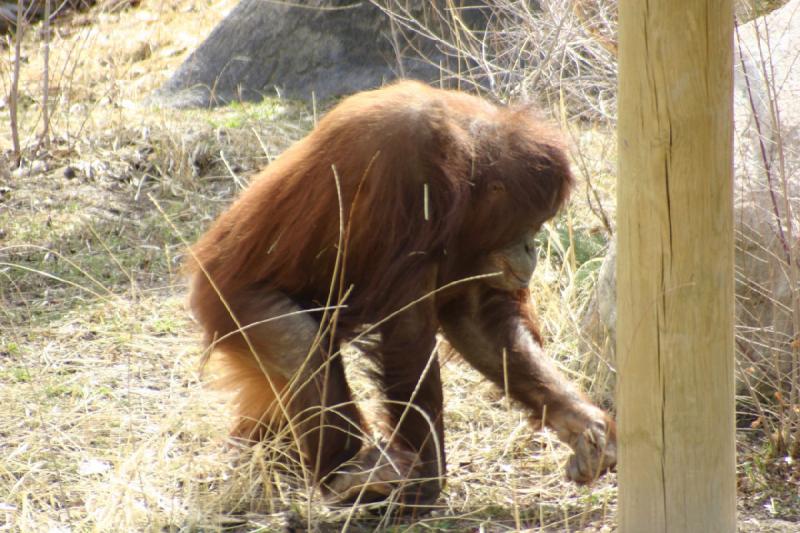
[508,270,529,286]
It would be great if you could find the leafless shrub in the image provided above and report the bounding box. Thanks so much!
[733,0,800,457]
[374,0,618,121]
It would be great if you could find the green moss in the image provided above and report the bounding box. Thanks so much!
[207,98,289,129]
[0,366,32,382]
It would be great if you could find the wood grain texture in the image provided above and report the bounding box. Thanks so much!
[617,0,736,531]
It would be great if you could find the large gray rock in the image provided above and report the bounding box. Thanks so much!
[583,0,800,405]
[153,0,488,108]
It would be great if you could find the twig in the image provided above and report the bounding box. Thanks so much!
[735,21,791,265]
[40,0,51,149]
[9,0,23,164]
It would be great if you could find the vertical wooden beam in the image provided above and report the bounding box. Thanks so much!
[616,0,736,531]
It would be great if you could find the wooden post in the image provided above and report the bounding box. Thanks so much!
[616,0,736,531]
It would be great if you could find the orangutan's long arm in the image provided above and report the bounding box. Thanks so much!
[438,288,616,484]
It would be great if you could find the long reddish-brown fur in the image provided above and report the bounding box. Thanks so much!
[187,80,576,463]
[189,80,571,331]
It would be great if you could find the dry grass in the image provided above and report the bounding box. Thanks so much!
[0,1,618,531]
[1,0,797,531]
[0,140,616,531]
